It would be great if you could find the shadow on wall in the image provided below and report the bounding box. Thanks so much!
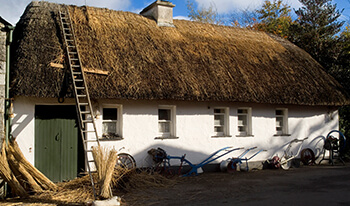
[11,113,32,138]
[130,135,328,170]
[132,144,245,171]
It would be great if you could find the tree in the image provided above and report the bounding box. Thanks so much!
[289,0,344,71]
[186,0,223,24]
[255,0,293,38]
[331,26,350,156]
[230,7,259,28]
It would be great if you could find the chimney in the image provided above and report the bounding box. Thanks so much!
[140,0,175,27]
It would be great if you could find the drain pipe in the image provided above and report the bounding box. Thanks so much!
[4,24,14,144]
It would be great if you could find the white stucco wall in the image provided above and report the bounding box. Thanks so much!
[12,97,339,167]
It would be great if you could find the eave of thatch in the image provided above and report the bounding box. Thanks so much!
[10,1,350,106]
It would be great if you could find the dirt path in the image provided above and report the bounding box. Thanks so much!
[1,163,350,205]
[121,163,350,206]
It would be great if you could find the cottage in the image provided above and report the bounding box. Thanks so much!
[8,1,349,181]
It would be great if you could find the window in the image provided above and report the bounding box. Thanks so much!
[158,105,176,138]
[102,106,122,139]
[276,108,288,135]
[214,108,229,136]
[237,108,252,136]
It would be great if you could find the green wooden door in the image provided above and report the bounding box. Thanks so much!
[35,105,80,182]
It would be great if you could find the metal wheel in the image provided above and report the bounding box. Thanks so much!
[227,158,239,173]
[280,157,291,170]
[154,159,175,178]
[300,148,315,165]
[116,153,136,169]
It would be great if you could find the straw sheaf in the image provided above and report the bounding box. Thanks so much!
[10,1,350,106]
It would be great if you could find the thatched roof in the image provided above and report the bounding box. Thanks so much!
[10,1,350,106]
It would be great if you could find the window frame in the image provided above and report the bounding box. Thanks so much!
[237,107,252,137]
[157,105,176,139]
[275,108,288,136]
[213,107,230,137]
[101,104,123,139]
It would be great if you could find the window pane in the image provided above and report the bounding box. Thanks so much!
[276,110,283,115]
[238,126,247,132]
[103,122,117,134]
[103,108,117,120]
[238,109,247,114]
[238,115,247,126]
[214,114,224,126]
[159,122,170,133]
[214,126,224,132]
[214,109,225,113]
[276,117,283,127]
[159,109,171,120]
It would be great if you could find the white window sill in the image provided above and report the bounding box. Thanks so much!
[154,136,179,140]
[273,134,291,137]
[99,136,124,141]
[211,135,232,138]
[235,135,254,137]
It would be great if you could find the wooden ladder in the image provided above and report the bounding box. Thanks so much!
[59,7,99,199]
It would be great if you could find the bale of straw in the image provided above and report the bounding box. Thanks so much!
[0,140,28,197]
[6,153,42,192]
[7,140,58,191]
[100,149,118,199]
[92,146,118,199]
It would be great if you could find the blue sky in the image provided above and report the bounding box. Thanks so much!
[0,0,350,26]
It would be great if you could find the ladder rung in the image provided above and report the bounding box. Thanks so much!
[74,79,83,82]
[71,58,79,61]
[72,72,82,75]
[83,120,93,123]
[83,130,95,133]
[71,65,80,67]
[77,95,87,98]
[81,111,91,114]
[76,87,85,90]
[85,140,98,143]
[79,103,89,106]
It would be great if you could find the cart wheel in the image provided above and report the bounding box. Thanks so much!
[116,153,136,170]
[300,148,315,165]
[280,157,291,170]
[155,162,175,178]
[271,156,281,169]
[227,158,239,173]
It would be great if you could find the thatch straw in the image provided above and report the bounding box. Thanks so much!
[120,170,177,192]
[34,173,96,203]
[10,1,350,106]
[6,153,42,192]
[6,141,58,191]
[92,146,118,199]
[0,140,28,197]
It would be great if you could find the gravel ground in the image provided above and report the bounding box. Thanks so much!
[1,162,349,206]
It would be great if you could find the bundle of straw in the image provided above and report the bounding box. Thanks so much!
[92,146,118,199]
[6,140,58,191]
[0,140,28,197]
[0,139,59,198]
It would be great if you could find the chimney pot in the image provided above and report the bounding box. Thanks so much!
[140,0,175,27]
